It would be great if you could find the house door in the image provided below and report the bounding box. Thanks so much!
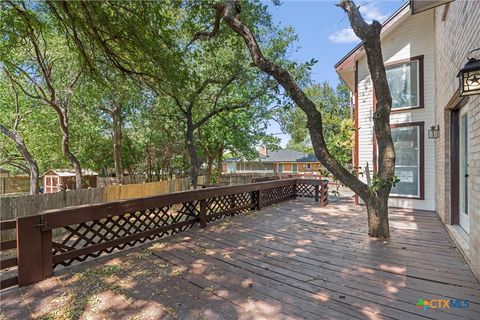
[278,164,283,174]
[459,106,470,234]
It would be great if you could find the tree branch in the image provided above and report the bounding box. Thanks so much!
[196,2,371,197]
[193,84,267,131]
[187,4,224,47]
[212,75,237,111]
[188,77,232,111]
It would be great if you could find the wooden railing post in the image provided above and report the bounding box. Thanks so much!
[314,185,319,202]
[199,199,207,228]
[257,190,262,210]
[320,181,329,207]
[17,215,52,286]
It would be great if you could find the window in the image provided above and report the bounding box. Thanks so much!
[306,163,311,170]
[390,123,424,198]
[226,163,236,173]
[292,164,298,173]
[386,57,423,110]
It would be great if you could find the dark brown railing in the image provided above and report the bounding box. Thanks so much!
[0,179,327,289]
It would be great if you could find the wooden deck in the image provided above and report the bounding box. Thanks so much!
[1,198,479,319]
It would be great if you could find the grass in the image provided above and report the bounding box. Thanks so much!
[203,285,216,294]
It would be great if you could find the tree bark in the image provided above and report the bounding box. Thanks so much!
[215,146,224,184]
[203,0,395,238]
[54,106,83,190]
[186,114,200,188]
[205,154,214,184]
[365,194,390,238]
[102,100,124,184]
[0,125,40,194]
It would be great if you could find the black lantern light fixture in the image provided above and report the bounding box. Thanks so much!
[458,48,480,96]
[427,125,440,139]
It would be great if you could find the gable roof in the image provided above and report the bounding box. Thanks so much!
[334,2,411,91]
[42,169,98,177]
[225,148,319,163]
[334,1,410,70]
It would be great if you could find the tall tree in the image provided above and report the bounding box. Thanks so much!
[0,78,40,194]
[197,0,396,238]
[3,1,85,189]
[46,0,289,188]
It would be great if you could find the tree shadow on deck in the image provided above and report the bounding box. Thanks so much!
[1,198,479,320]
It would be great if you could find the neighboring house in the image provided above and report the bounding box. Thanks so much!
[223,148,322,174]
[335,0,480,278]
[42,169,98,193]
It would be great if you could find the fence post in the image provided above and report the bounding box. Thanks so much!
[314,185,319,202]
[199,199,207,228]
[256,190,262,210]
[17,215,52,286]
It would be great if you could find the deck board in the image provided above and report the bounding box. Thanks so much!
[1,198,479,320]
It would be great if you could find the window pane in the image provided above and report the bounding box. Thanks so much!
[386,61,419,109]
[391,126,420,197]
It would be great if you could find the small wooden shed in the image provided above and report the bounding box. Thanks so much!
[42,169,98,193]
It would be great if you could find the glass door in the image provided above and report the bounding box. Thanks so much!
[459,107,470,234]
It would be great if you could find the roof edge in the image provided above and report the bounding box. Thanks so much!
[334,1,411,69]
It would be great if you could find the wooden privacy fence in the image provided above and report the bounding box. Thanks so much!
[0,188,105,228]
[0,179,327,289]
[0,177,205,226]
[104,176,204,202]
[0,176,30,194]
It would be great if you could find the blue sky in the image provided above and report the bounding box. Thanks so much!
[264,0,406,147]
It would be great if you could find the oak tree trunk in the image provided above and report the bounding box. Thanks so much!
[204,0,395,238]
[186,115,200,189]
[0,125,40,194]
[215,147,224,184]
[111,104,123,184]
[55,106,83,190]
[205,154,214,184]
[365,194,390,238]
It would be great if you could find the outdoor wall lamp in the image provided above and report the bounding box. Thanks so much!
[428,125,440,139]
[458,48,480,96]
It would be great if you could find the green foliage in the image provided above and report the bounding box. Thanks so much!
[279,81,353,165]
[370,175,400,193]
[0,0,296,183]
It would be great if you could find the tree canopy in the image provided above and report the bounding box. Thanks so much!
[0,0,303,189]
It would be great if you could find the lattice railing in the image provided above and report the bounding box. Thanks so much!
[51,203,198,268]
[8,178,327,288]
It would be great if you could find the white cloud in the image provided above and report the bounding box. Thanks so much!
[328,2,390,44]
[328,28,359,44]
[359,3,389,23]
